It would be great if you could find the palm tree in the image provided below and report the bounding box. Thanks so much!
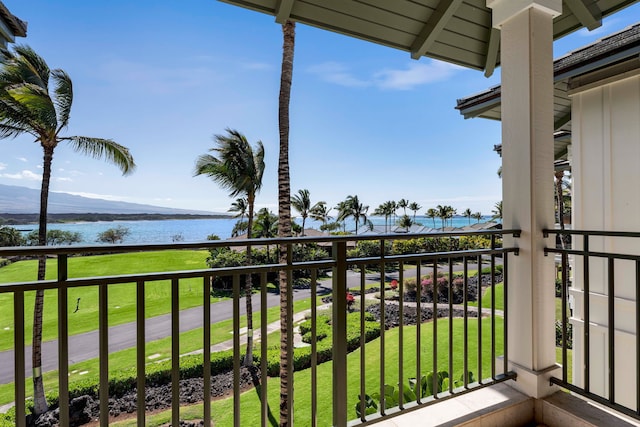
[408,202,421,222]
[309,201,331,227]
[229,197,248,222]
[254,208,278,238]
[491,201,503,222]
[338,195,369,234]
[463,208,472,225]
[397,198,409,216]
[436,204,448,229]
[0,45,136,415]
[194,128,264,367]
[278,19,296,427]
[291,189,311,235]
[374,200,395,233]
[472,211,483,223]
[426,208,437,228]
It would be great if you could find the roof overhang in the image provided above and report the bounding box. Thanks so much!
[219,0,639,76]
[456,23,640,133]
[0,1,27,46]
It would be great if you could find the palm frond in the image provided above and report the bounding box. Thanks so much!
[66,136,136,176]
[11,45,50,90]
[6,83,57,130]
[0,123,37,139]
[0,93,43,137]
[51,69,72,130]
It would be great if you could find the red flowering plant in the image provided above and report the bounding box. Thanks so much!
[389,279,398,290]
[346,291,355,311]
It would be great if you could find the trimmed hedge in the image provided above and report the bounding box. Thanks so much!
[4,312,381,425]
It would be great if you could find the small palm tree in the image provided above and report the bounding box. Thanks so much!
[408,202,422,222]
[463,208,472,225]
[374,200,395,233]
[472,211,483,223]
[229,197,248,222]
[309,201,331,227]
[0,45,136,414]
[291,189,312,235]
[397,198,409,216]
[491,201,503,222]
[194,128,264,366]
[426,208,437,228]
[339,195,370,234]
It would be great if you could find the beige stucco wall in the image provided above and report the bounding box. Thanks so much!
[570,71,640,408]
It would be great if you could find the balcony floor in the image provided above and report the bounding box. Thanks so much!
[368,382,640,427]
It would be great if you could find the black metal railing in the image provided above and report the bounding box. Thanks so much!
[0,230,518,426]
[545,229,640,421]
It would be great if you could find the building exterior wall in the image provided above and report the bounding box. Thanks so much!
[570,71,640,408]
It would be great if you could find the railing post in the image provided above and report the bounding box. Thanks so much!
[332,241,348,427]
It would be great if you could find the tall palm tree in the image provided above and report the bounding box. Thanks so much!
[408,202,421,222]
[194,128,264,367]
[0,45,136,415]
[472,211,483,223]
[309,201,331,227]
[278,19,296,427]
[426,208,437,228]
[463,208,472,225]
[291,188,311,235]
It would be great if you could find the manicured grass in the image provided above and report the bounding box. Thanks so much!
[111,316,505,426]
[0,296,323,406]
[0,250,220,351]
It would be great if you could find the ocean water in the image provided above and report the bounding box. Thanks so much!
[13,216,494,245]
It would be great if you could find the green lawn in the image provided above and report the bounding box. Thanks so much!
[112,316,506,426]
[0,250,222,351]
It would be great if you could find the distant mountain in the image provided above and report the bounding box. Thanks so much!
[0,184,220,215]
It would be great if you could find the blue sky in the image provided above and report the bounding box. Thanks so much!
[1,1,639,215]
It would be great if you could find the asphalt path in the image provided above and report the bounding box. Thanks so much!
[0,270,377,384]
[0,260,494,384]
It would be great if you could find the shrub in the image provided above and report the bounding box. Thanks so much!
[555,320,573,349]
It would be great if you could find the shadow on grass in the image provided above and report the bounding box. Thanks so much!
[251,367,278,426]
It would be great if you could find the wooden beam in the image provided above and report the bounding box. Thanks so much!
[484,28,500,78]
[554,111,571,131]
[564,0,601,31]
[275,0,295,24]
[410,0,463,60]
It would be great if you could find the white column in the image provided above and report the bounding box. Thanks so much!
[487,0,561,398]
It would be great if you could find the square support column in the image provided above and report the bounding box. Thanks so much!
[487,0,561,398]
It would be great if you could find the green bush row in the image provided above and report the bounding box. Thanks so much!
[4,312,381,424]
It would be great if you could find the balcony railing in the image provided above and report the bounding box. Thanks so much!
[0,230,518,426]
[546,229,640,421]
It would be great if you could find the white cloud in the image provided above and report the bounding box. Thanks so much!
[56,177,73,182]
[17,157,27,162]
[308,60,462,90]
[374,61,463,90]
[307,62,370,88]
[0,163,6,171]
[1,170,42,181]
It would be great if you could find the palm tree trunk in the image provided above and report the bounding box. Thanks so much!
[33,146,54,415]
[278,20,295,427]
[243,195,255,367]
